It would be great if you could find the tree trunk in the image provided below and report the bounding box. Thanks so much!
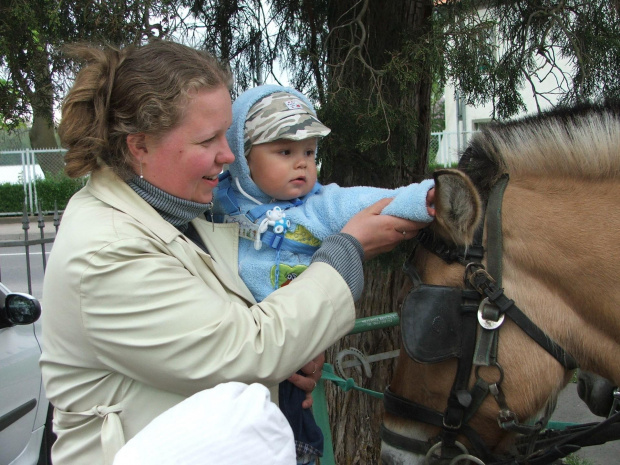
[28,45,62,176]
[325,261,411,464]
[320,0,434,462]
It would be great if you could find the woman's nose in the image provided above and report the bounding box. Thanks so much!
[218,139,235,164]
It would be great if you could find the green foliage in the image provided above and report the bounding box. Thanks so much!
[0,182,26,213]
[428,160,458,172]
[436,0,620,119]
[0,0,178,129]
[0,174,83,213]
[35,174,84,211]
[0,126,31,151]
[564,455,594,465]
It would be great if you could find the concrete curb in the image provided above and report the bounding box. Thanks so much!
[0,215,58,242]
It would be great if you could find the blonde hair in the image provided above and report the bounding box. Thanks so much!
[59,39,232,179]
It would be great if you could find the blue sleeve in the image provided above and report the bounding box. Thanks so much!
[285,179,435,240]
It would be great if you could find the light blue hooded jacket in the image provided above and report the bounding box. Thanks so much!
[213,84,435,302]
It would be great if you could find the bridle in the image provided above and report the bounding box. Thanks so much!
[381,173,620,464]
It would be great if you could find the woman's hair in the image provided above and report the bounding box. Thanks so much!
[59,39,232,179]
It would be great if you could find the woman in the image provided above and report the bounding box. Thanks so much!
[40,39,426,465]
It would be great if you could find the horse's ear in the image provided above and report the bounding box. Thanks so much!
[431,169,482,246]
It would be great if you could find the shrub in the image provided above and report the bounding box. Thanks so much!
[0,175,85,214]
[0,182,27,213]
[35,174,85,212]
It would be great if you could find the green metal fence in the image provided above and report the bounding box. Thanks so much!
[314,313,401,465]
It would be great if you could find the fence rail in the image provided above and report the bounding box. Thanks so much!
[0,206,61,295]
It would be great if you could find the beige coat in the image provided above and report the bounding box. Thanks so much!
[40,167,355,464]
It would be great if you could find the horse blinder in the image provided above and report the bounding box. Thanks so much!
[401,284,480,364]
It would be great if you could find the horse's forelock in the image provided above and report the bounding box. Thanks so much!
[460,102,620,187]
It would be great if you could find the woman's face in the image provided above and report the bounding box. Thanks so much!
[139,86,234,204]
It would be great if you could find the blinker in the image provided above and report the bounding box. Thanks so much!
[401,284,463,364]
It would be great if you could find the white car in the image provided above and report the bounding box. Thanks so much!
[0,282,53,464]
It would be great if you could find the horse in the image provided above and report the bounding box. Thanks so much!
[380,101,620,464]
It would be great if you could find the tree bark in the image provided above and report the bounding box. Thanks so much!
[28,45,62,175]
[321,0,434,462]
[325,261,412,464]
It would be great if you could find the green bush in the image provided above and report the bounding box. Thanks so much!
[0,175,85,214]
[0,182,26,213]
[35,174,85,211]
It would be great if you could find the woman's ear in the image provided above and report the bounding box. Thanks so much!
[126,133,148,159]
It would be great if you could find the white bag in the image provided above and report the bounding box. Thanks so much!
[113,382,295,465]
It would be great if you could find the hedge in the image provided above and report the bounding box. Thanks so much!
[0,175,85,214]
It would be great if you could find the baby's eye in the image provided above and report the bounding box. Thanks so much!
[305,150,315,157]
[278,149,291,156]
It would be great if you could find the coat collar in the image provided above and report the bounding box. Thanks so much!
[87,166,256,304]
[87,166,184,245]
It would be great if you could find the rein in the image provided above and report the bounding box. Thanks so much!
[382,173,620,464]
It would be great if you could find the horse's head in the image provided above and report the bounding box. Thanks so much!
[380,102,620,464]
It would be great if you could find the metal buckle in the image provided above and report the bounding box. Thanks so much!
[477,297,505,330]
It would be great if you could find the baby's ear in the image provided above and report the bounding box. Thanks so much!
[431,169,482,246]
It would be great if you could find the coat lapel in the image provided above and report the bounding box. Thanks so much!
[87,167,255,305]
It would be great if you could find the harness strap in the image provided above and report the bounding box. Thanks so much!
[488,411,620,465]
[383,387,496,462]
[469,270,578,370]
[473,175,509,367]
[415,228,484,265]
[486,174,508,287]
[215,171,321,255]
[380,424,432,455]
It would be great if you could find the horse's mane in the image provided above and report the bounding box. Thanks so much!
[458,101,620,197]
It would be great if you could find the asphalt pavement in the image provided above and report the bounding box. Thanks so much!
[552,382,620,464]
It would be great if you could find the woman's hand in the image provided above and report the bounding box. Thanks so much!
[288,353,325,409]
[342,198,430,260]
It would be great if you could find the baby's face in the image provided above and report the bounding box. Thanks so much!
[247,138,318,200]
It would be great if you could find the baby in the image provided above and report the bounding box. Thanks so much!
[212,84,435,465]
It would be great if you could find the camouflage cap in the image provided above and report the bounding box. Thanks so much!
[244,92,331,156]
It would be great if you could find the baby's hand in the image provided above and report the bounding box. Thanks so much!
[426,188,436,217]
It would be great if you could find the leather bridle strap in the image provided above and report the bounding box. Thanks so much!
[470,173,577,371]
[486,174,508,287]
[383,387,495,461]
[468,269,578,371]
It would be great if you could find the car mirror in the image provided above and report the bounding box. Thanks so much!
[3,293,42,326]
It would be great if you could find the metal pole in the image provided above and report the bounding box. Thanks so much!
[38,203,47,271]
[22,203,33,295]
[349,312,400,335]
[53,201,60,233]
[456,91,461,156]
[21,150,29,212]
